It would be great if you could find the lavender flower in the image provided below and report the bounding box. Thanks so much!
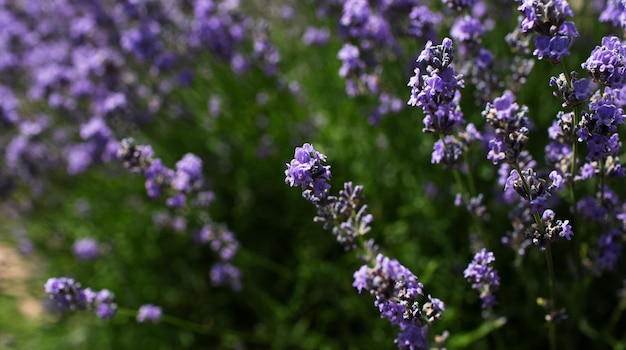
[284,143,331,203]
[582,36,626,88]
[136,304,162,323]
[549,71,592,109]
[210,262,242,291]
[45,277,117,319]
[302,27,330,46]
[464,248,500,311]
[407,6,441,42]
[545,111,574,177]
[577,92,624,161]
[482,90,530,165]
[450,15,485,46]
[408,38,465,134]
[118,138,206,206]
[600,0,626,29]
[593,228,623,273]
[518,0,579,62]
[526,209,573,250]
[337,43,374,96]
[442,0,478,11]
[196,225,240,261]
[354,254,440,348]
[504,168,562,212]
[73,238,100,260]
[313,182,373,250]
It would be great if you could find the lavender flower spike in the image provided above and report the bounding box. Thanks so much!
[464,248,500,312]
[285,143,331,202]
[73,237,101,260]
[45,277,117,319]
[408,38,465,134]
[137,304,163,323]
[353,253,435,349]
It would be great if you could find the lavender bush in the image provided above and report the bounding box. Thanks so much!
[2,0,626,349]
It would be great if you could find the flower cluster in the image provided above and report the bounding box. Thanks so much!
[582,35,626,88]
[545,111,575,177]
[284,143,331,203]
[408,38,465,134]
[0,0,285,202]
[137,304,163,324]
[518,0,579,62]
[354,254,444,349]
[549,71,592,109]
[443,0,479,11]
[600,0,626,30]
[117,138,204,207]
[334,0,442,123]
[482,90,530,165]
[118,138,241,291]
[313,182,374,250]
[73,238,101,261]
[526,209,573,250]
[431,123,482,168]
[45,277,117,320]
[286,143,445,349]
[337,44,374,97]
[286,144,373,250]
[197,225,242,291]
[464,249,500,312]
[504,169,563,213]
[577,93,624,162]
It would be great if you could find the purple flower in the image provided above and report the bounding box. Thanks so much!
[73,238,100,260]
[550,72,592,109]
[144,159,174,198]
[582,36,626,88]
[450,15,484,44]
[136,304,163,323]
[302,27,330,46]
[337,44,367,96]
[408,38,465,134]
[285,143,331,202]
[593,228,623,273]
[210,262,242,291]
[442,0,478,11]
[45,277,116,319]
[482,91,530,164]
[600,0,626,29]
[518,0,578,62]
[407,6,441,41]
[577,93,625,161]
[172,153,203,192]
[464,248,500,310]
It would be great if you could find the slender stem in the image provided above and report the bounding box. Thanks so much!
[116,307,214,335]
[463,153,477,196]
[438,133,485,239]
[599,159,606,205]
[438,133,468,196]
[545,244,557,350]
[558,62,579,207]
[606,297,626,333]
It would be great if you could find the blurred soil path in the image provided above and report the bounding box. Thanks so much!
[0,244,42,319]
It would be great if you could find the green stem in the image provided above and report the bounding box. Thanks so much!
[545,244,557,350]
[600,159,606,205]
[438,133,485,240]
[116,307,214,335]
